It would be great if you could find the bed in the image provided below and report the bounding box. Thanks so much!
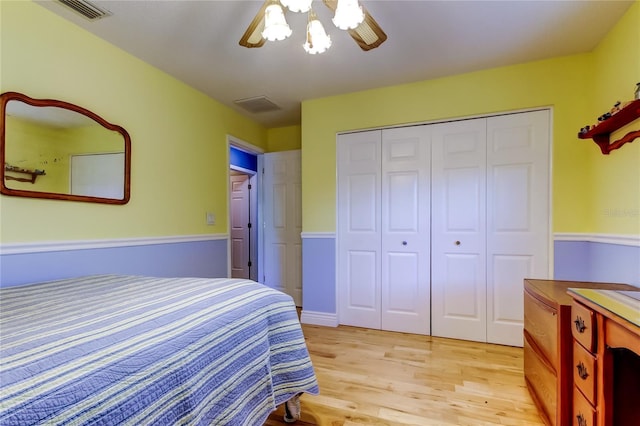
[0,275,319,425]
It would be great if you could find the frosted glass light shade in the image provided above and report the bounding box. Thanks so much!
[262,2,292,41]
[281,0,313,13]
[332,0,364,30]
[304,14,331,54]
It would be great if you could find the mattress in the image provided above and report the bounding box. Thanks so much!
[0,275,319,425]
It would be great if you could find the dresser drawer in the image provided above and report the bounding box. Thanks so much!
[573,389,596,426]
[572,302,596,352]
[524,331,557,425]
[524,289,558,371]
[573,340,597,404]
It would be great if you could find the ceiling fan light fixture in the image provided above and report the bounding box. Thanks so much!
[304,10,331,54]
[262,1,292,41]
[281,0,313,13]
[332,0,364,30]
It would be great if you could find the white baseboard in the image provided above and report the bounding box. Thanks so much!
[300,310,338,327]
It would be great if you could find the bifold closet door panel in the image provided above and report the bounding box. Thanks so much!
[431,118,488,342]
[337,109,551,341]
[380,126,431,335]
[337,130,382,329]
[486,110,551,346]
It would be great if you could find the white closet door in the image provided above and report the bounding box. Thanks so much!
[337,131,382,329]
[263,150,302,305]
[431,118,488,342]
[381,126,431,334]
[486,110,550,346]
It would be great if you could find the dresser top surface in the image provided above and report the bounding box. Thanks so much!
[524,279,638,307]
[568,288,640,327]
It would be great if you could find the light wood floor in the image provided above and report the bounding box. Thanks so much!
[265,324,543,426]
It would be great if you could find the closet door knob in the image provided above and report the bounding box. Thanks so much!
[402,241,407,246]
[454,241,461,246]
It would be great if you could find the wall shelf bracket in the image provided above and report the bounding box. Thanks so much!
[578,99,640,155]
[4,164,46,184]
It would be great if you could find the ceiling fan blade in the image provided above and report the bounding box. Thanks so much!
[239,0,270,48]
[322,0,387,51]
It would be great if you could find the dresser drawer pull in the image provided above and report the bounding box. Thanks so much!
[577,362,589,380]
[574,316,586,333]
[577,413,587,426]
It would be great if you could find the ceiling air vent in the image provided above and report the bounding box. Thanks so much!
[57,0,112,21]
[234,96,282,114]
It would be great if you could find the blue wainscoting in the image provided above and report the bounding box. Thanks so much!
[554,236,640,287]
[299,234,640,324]
[300,234,337,326]
[0,236,228,287]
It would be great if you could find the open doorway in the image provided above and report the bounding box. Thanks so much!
[229,144,259,281]
[227,137,303,306]
[230,171,258,280]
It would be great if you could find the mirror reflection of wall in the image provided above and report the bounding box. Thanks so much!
[1,92,130,204]
[5,113,70,193]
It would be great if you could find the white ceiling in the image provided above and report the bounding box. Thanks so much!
[36,0,634,128]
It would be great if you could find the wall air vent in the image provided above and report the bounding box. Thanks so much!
[57,0,112,21]
[234,96,282,114]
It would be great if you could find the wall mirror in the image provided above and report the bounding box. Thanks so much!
[0,91,131,204]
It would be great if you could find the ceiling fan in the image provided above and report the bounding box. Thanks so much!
[239,0,387,52]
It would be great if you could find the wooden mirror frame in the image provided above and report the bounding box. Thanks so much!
[0,92,131,204]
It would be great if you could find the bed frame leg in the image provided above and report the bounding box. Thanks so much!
[283,393,302,423]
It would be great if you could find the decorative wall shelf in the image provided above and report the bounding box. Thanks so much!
[4,164,46,184]
[578,99,640,154]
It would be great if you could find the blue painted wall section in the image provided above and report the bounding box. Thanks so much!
[554,241,640,287]
[229,146,257,172]
[2,238,637,302]
[0,239,228,287]
[299,238,639,315]
[553,241,592,282]
[302,237,336,313]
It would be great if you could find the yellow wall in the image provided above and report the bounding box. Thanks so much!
[267,125,302,152]
[588,2,640,234]
[301,2,639,235]
[0,1,267,243]
[2,1,637,245]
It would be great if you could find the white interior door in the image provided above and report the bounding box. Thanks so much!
[337,131,382,329]
[486,110,550,346]
[431,118,488,342]
[381,127,431,334]
[263,150,302,305]
[230,173,250,279]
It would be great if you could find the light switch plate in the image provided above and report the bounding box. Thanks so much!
[206,212,215,225]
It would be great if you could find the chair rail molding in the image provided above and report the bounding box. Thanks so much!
[301,232,336,239]
[0,234,229,255]
[554,233,640,247]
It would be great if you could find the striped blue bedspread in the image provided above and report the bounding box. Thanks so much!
[0,275,319,425]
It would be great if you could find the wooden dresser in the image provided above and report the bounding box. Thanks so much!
[522,279,638,426]
[568,288,640,426]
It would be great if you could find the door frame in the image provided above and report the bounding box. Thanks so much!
[227,135,264,281]
[335,107,554,332]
